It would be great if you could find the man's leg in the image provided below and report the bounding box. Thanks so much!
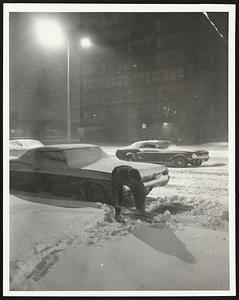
[111,172,124,220]
[115,185,124,219]
[128,178,146,215]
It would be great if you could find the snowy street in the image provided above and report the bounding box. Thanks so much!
[9,143,230,292]
[102,142,229,228]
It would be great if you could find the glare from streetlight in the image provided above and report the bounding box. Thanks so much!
[35,19,65,48]
[80,37,92,48]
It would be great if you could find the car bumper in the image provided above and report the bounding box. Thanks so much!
[124,174,170,193]
[144,174,170,188]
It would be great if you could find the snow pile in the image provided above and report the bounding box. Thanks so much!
[147,149,229,231]
[146,195,229,230]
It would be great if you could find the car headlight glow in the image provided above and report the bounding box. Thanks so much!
[192,153,198,159]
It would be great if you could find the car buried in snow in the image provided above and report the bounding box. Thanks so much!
[10,144,170,203]
[116,140,210,167]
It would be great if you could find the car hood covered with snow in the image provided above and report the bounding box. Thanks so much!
[166,145,209,154]
[82,156,167,180]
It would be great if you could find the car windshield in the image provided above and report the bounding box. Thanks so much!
[64,147,108,168]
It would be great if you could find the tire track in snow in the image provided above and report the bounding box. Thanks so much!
[10,210,137,291]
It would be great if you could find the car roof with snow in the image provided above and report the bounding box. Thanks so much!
[10,139,43,144]
[132,140,172,146]
[10,139,44,149]
[28,143,99,152]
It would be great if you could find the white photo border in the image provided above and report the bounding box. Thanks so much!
[3,3,236,297]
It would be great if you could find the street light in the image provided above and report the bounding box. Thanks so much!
[80,37,92,48]
[35,18,92,144]
[35,19,65,48]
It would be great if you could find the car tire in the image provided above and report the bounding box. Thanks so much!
[172,156,187,168]
[87,183,108,203]
[192,160,202,167]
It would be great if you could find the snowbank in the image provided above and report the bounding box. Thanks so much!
[10,195,140,291]
[10,195,105,290]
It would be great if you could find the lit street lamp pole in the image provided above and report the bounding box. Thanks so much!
[35,19,92,144]
[66,37,92,143]
[66,39,71,143]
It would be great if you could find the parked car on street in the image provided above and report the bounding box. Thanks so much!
[10,144,170,203]
[116,140,209,167]
[10,139,44,157]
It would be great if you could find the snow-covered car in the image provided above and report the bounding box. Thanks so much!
[10,144,170,202]
[10,139,44,157]
[116,140,209,167]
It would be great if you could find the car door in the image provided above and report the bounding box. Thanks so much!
[10,150,79,195]
[32,150,89,198]
[139,143,162,163]
[139,142,174,164]
[30,150,73,194]
[156,142,177,163]
[10,156,36,191]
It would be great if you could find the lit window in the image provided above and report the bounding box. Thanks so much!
[162,70,169,82]
[177,68,184,79]
[169,70,177,80]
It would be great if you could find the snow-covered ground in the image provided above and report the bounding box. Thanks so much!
[9,142,231,292]
[103,142,229,230]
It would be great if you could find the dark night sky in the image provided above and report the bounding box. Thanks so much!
[9,12,228,122]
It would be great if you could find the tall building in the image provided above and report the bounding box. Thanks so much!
[10,12,228,143]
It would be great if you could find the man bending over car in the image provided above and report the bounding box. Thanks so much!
[111,165,147,221]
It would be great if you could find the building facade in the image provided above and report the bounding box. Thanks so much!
[10,12,228,144]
